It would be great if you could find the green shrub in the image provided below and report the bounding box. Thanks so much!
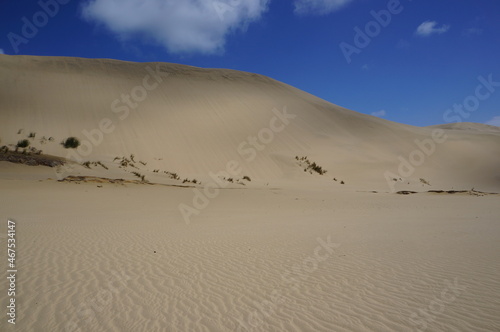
[17,139,30,148]
[62,137,80,149]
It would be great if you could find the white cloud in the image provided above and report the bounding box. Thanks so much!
[371,110,386,117]
[415,21,450,37]
[361,64,369,71]
[82,0,269,54]
[0,49,4,54]
[294,0,355,15]
[485,116,500,127]
[463,27,483,37]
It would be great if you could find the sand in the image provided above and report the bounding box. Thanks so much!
[0,55,499,331]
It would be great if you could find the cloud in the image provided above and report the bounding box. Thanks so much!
[0,49,4,54]
[485,116,500,127]
[361,64,369,71]
[415,21,450,37]
[294,0,355,15]
[82,0,269,54]
[463,27,483,37]
[371,110,386,117]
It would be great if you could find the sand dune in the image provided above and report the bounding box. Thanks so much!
[1,55,500,331]
[1,54,499,192]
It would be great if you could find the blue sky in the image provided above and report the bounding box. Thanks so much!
[2,0,500,127]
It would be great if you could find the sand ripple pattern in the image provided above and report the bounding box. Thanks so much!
[0,210,497,332]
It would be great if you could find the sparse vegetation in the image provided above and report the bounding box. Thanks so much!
[28,132,36,138]
[243,176,251,181]
[62,137,80,149]
[96,161,108,170]
[82,161,108,170]
[420,178,431,186]
[164,171,180,180]
[182,178,199,184]
[0,149,64,167]
[28,146,42,155]
[17,139,30,148]
[114,156,138,169]
[332,177,346,185]
[397,191,417,195]
[132,171,146,182]
[295,156,327,175]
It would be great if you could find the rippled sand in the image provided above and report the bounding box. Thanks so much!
[1,176,499,331]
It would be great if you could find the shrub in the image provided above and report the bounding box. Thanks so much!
[164,172,180,180]
[28,132,36,138]
[17,139,30,148]
[243,176,251,181]
[96,161,108,170]
[296,156,327,175]
[62,137,80,149]
[420,178,430,186]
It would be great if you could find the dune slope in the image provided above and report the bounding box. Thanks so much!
[1,55,499,191]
